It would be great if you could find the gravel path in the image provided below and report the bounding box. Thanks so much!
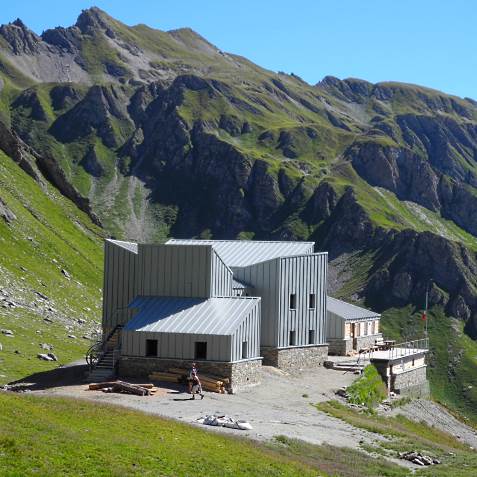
[36,365,389,450]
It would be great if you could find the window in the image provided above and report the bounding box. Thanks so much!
[242,341,248,359]
[289,294,296,310]
[194,341,207,360]
[289,330,296,346]
[309,293,316,309]
[308,329,315,344]
[145,339,158,357]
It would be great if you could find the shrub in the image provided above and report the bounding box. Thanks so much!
[346,365,387,408]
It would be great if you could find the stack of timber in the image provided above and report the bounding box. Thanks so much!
[148,368,230,394]
[88,381,158,396]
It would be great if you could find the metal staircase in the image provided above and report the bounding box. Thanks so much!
[86,325,123,382]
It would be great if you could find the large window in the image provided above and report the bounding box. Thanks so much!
[289,294,297,310]
[145,339,158,357]
[289,330,296,346]
[194,341,207,360]
[309,293,316,309]
[308,329,315,344]
[242,341,248,359]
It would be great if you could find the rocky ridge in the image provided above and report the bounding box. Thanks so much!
[0,10,477,345]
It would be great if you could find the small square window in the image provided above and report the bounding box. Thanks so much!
[309,293,316,309]
[289,294,296,310]
[308,329,315,344]
[194,341,207,360]
[242,341,248,359]
[289,330,296,346]
[145,339,158,357]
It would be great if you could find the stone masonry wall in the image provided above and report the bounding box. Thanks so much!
[355,333,382,350]
[118,356,262,392]
[392,365,429,397]
[327,334,382,356]
[261,345,328,370]
[327,339,353,356]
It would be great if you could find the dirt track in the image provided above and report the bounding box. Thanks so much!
[34,364,388,450]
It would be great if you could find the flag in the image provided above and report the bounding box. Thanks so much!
[422,311,427,321]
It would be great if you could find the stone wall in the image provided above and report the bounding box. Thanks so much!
[392,365,429,397]
[261,344,328,370]
[355,333,382,350]
[327,338,353,356]
[118,356,262,392]
[328,333,383,356]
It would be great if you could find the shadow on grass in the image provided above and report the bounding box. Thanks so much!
[8,361,89,390]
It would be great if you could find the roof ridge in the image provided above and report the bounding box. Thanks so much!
[168,239,315,244]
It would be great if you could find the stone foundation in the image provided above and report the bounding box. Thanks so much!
[261,344,328,370]
[392,366,429,397]
[327,334,383,356]
[355,333,382,350]
[118,356,262,392]
[327,338,353,356]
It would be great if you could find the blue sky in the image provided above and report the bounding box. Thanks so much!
[1,1,476,99]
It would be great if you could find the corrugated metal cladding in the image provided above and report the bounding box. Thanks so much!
[121,297,261,362]
[139,244,213,298]
[211,249,233,297]
[167,239,315,267]
[327,297,381,321]
[102,240,140,332]
[278,254,328,348]
[104,242,233,331]
[326,311,345,339]
[233,258,280,347]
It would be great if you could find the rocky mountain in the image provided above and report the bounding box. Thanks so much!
[1,7,477,418]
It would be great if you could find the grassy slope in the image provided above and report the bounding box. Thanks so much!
[316,400,477,477]
[0,393,323,477]
[0,151,103,384]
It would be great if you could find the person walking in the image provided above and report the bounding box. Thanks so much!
[189,362,204,399]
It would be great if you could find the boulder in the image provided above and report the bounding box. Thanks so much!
[37,353,54,361]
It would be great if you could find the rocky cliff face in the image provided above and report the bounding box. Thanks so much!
[1,8,477,335]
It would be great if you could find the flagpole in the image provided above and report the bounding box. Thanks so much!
[425,283,429,340]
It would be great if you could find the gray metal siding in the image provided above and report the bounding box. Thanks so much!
[233,259,280,347]
[121,330,232,361]
[326,311,345,339]
[211,249,233,297]
[139,244,212,298]
[230,301,261,361]
[167,239,315,267]
[277,253,328,347]
[102,240,140,331]
[121,300,260,362]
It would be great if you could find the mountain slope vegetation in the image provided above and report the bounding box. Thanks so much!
[0,7,476,420]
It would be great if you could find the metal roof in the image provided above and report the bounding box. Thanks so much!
[327,296,380,321]
[166,239,315,267]
[125,296,260,336]
[108,239,138,254]
[232,278,251,289]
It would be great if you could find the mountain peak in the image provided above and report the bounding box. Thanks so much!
[75,6,112,34]
[11,18,27,29]
[0,17,40,54]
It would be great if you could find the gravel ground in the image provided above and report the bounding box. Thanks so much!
[35,365,389,450]
[387,398,477,448]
